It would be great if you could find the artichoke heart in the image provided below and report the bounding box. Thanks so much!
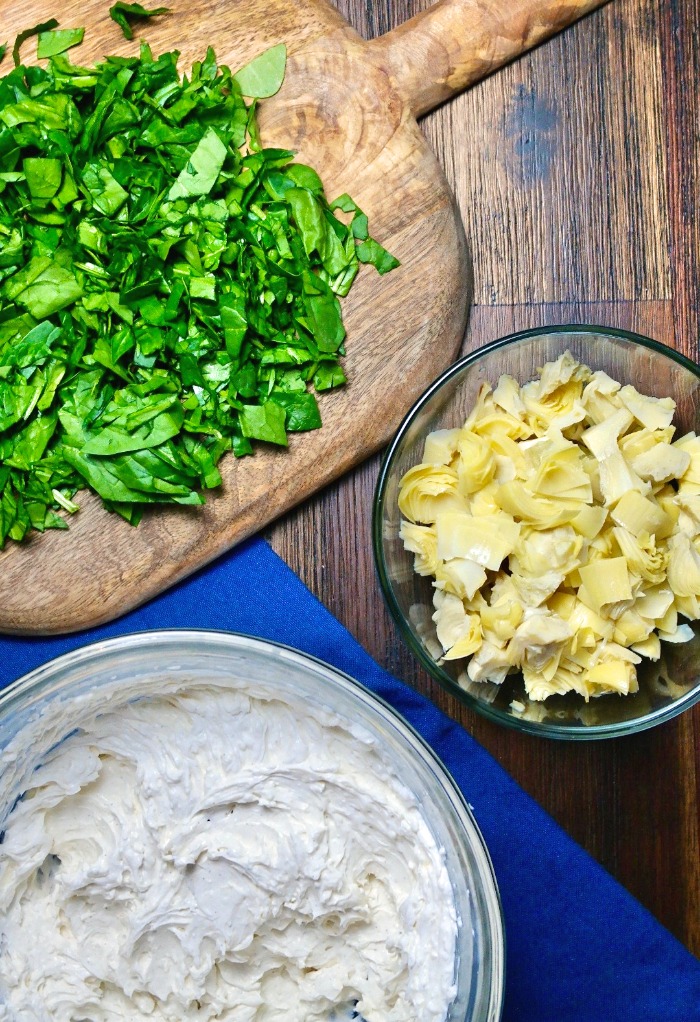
[435,557,487,601]
[612,527,668,585]
[618,384,675,430]
[675,433,700,487]
[598,447,650,506]
[493,373,527,418]
[398,464,466,524]
[455,430,496,494]
[508,609,572,683]
[581,370,623,425]
[580,407,634,459]
[610,489,672,538]
[578,557,634,618]
[432,590,476,652]
[422,428,462,466]
[495,480,581,527]
[667,533,700,598]
[584,660,639,697]
[531,443,592,501]
[512,524,584,577]
[523,378,587,435]
[436,511,520,570]
[629,442,690,485]
[399,522,439,577]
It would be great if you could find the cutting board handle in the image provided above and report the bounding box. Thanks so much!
[369,0,609,118]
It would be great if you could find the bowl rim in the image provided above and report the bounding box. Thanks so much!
[373,323,700,740]
[0,627,506,1021]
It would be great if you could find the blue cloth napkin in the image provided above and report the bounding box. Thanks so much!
[1,535,699,1020]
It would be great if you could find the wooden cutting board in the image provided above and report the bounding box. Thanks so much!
[0,0,607,634]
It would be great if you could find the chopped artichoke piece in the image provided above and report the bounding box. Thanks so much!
[435,557,487,601]
[675,433,700,487]
[571,504,608,539]
[629,443,690,485]
[531,445,592,502]
[442,614,483,660]
[598,447,650,506]
[580,407,634,459]
[612,527,668,585]
[658,622,695,644]
[564,598,615,643]
[578,557,632,613]
[435,511,520,570]
[455,430,496,494]
[581,370,623,424]
[510,571,564,607]
[522,376,587,435]
[584,660,638,696]
[631,633,661,660]
[493,373,527,418]
[423,428,462,466]
[481,598,524,643]
[467,480,501,517]
[676,593,700,621]
[667,533,700,598]
[432,590,475,652]
[613,608,655,646]
[674,493,700,538]
[619,428,675,478]
[618,384,675,430]
[536,350,591,397]
[635,585,674,623]
[508,609,572,678]
[610,490,672,538]
[495,481,581,527]
[466,640,513,685]
[398,464,467,524]
[399,522,439,577]
[512,525,584,577]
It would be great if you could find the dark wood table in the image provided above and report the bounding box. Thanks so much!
[268,0,700,958]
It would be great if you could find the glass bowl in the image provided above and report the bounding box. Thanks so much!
[373,325,700,739]
[0,629,504,1022]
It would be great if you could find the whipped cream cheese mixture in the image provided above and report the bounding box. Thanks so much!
[0,681,458,1022]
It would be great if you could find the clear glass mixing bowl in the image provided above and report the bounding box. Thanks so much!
[0,629,505,1021]
[373,326,700,739]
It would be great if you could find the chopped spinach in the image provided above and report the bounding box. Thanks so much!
[36,28,85,59]
[109,3,171,40]
[0,27,398,545]
[12,18,58,67]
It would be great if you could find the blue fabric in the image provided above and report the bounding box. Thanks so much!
[1,535,699,1020]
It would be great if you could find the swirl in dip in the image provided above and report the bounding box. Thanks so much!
[0,680,458,1021]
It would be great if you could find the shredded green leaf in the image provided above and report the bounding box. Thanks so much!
[0,29,398,546]
[37,28,85,59]
[109,3,171,40]
[12,19,58,67]
[233,43,287,99]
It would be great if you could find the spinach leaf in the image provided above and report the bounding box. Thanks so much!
[109,3,171,40]
[12,18,58,67]
[233,43,286,99]
[37,28,85,59]
[168,128,227,200]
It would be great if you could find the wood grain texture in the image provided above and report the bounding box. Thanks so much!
[269,0,700,958]
[0,0,604,634]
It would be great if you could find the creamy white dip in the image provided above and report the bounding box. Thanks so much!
[0,681,457,1022]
